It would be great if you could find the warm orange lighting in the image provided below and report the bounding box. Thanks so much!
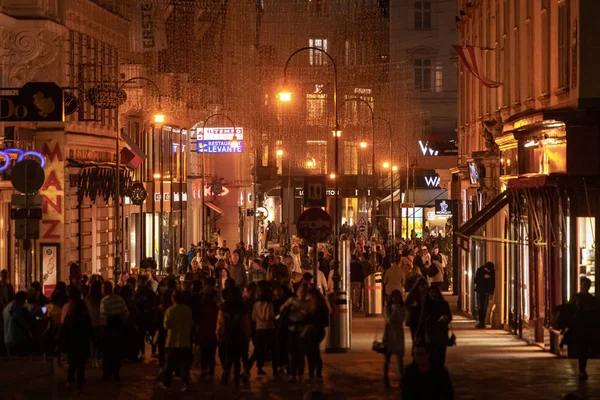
[306,160,315,168]
[332,130,342,137]
[329,173,336,180]
[383,162,390,169]
[360,141,368,148]
[392,165,398,171]
[153,173,161,179]
[154,113,165,123]
[230,135,239,147]
[278,91,292,102]
[276,149,284,157]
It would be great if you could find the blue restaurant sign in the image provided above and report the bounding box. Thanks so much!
[194,127,244,154]
[198,140,243,153]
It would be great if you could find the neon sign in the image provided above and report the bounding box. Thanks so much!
[0,148,46,172]
[194,127,244,154]
[418,140,439,156]
[198,141,244,153]
[424,176,441,187]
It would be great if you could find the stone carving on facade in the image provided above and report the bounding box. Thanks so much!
[482,119,502,156]
[2,29,63,87]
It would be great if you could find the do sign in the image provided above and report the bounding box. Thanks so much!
[297,208,333,242]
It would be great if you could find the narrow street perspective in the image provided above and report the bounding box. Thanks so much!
[1,0,600,399]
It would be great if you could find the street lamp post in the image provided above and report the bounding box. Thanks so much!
[115,77,163,279]
[199,113,238,256]
[276,149,292,246]
[363,116,394,244]
[339,97,375,239]
[280,46,341,290]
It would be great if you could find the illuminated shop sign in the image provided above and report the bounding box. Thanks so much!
[0,148,46,172]
[154,192,188,202]
[194,127,244,154]
[435,199,453,216]
[198,141,243,153]
[354,88,372,95]
[418,141,439,156]
[424,176,440,187]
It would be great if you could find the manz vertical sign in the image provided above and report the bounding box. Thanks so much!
[39,138,64,284]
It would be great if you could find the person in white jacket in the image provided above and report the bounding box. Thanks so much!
[383,261,404,299]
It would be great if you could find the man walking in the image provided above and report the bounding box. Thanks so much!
[350,255,365,311]
[157,290,194,392]
[568,277,598,380]
[100,281,129,380]
[383,259,404,302]
[229,252,248,288]
[3,291,31,356]
[474,262,496,329]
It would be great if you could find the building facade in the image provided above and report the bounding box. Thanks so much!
[0,0,237,288]
[252,0,428,242]
[453,0,600,353]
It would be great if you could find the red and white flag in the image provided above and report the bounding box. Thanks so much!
[120,131,146,169]
[454,45,502,88]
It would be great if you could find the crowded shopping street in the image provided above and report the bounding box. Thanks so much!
[2,0,600,399]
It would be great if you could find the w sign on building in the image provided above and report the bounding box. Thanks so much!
[424,176,440,187]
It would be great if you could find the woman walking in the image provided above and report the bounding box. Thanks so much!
[250,283,276,376]
[303,288,329,383]
[281,282,310,382]
[383,290,405,388]
[84,280,103,367]
[406,279,428,341]
[61,286,93,394]
[216,286,251,385]
[421,286,452,367]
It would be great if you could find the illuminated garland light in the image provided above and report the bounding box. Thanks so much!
[0,149,46,172]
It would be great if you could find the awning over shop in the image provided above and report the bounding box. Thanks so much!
[409,188,448,206]
[205,201,223,214]
[455,190,510,250]
[379,190,402,204]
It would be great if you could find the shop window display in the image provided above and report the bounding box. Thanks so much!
[577,217,595,295]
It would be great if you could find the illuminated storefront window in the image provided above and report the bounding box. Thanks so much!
[577,217,595,295]
[500,148,518,176]
[402,207,424,237]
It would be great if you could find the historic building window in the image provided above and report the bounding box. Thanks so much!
[414,59,432,91]
[343,141,358,175]
[306,94,327,125]
[309,39,328,65]
[434,62,443,93]
[541,0,550,94]
[343,95,374,125]
[414,1,432,29]
[558,0,570,89]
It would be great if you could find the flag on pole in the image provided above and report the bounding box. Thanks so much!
[120,131,146,169]
[453,45,502,88]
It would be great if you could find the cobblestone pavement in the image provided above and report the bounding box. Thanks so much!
[7,302,599,399]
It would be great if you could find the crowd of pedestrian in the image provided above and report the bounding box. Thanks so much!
[0,239,333,394]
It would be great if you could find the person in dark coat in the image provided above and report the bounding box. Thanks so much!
[405,279,428,341]
[176,248,190,276]
[61,289,93,393]
[474,262,495,329]
[303,288,329,382]
[420,286,452,367]
[197,285,219,379]
[565,277,599,380]
[383,290,405,388]
[402,343,454,400]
